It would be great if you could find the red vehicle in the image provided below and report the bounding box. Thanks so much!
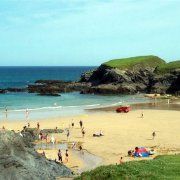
[116,106,131,113]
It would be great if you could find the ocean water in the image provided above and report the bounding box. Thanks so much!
[0,66,151,120]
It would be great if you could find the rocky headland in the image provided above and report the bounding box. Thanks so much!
[0,55,180,95]
[80,56,180,95]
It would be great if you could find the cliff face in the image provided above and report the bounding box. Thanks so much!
[80,64,180,95]
[0,131,71,180]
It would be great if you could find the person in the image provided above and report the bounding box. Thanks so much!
[42,151,46,156]
[37,122,40,129]
[119,157,123,164]
[25,109,29,119]
[93,130,104,137]
[79,145,84,154]
[66,129,70,141]
[39,132,43,140]
[128,150,133,156]
[23,126,27,132]
[58,149,62,163]
[65,149,69,163]
[71,122,74,128]
[99,130,103,136]
[152,131,156,140]
[5,107,8,119]
[72,142,76,149]
[149,149,155,155]
[82,128,85,138]
[55,127,58,133]
[79,120,83,129]
[19,132,23,137]
[45,133,48,143]
[51,135,56,144]
[141,112,144,118]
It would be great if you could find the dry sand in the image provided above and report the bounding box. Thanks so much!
[1,109,180,171]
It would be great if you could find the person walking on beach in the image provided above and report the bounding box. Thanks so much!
[58,149,62,163]
[65,149,69,163]
[79,120,83,129]
[152,131,156,140]
[66,129,70,141]
[81,128,85,138]
[141,112,144,118]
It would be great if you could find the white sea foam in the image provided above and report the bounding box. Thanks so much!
[2,101,122,113]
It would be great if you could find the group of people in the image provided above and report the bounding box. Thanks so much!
[66,120,86,140]
[2,107,30,119]
[57,149,69,163]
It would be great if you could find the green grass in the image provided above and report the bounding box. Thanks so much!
[75,155,180,180]
[103,55,165,70]
[155,60,180,74]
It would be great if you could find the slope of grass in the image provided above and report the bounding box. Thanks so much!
[103,55,165,70]
[155,60,180,74]
[75,155,180,180]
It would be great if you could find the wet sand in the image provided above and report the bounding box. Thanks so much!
[88,99,180,112]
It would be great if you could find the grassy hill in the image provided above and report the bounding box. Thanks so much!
[75,155,180,180]
[155,60,180,74]
[103,55,166,70]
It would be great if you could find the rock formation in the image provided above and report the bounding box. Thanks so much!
[0,131,71,180]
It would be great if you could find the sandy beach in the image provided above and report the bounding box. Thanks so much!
[1,108,180,173]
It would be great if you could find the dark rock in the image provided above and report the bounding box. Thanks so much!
[41,129,63,134]
[0,131,71,180]
[38,93,61,96]
[6,88,27,92]
[0,89,6,94]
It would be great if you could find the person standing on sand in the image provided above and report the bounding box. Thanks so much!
[58,149,62,163]
[141,112,144,118]
[152,131,156,140]
[79,145,84,155]
[79,120,83,129]
[71,121,74,128]
[65,149,69,163]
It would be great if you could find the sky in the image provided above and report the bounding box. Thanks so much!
[0,0,180,66]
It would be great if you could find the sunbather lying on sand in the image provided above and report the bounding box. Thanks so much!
[93,130,104,137]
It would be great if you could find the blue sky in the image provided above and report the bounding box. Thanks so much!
[0,0,180,66]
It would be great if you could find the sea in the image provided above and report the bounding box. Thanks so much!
[0,66,151,120]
